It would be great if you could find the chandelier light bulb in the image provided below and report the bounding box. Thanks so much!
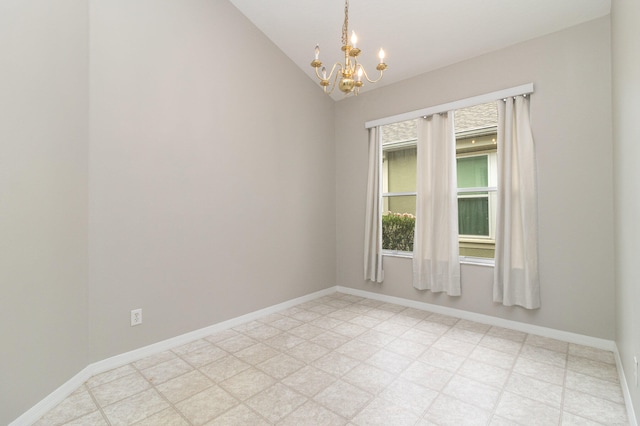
[315,44,320,60]
[357,67,363,81]
[351,31,358,48]
[378,48,385,63]
[321,66,327,79]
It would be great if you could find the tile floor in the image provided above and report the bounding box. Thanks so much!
[35,292,629,425]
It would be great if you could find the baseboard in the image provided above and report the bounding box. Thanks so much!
[615,349,639,426]
[336,286,616,351]
[10,287,336,426]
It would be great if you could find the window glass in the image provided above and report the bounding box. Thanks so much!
[380,102,497,259]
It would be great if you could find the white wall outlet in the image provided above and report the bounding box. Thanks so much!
[131,308,142,326]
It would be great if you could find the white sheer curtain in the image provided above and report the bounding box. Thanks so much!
[494,96,540,309]
[364,126,384,283]
[413,113,461,295]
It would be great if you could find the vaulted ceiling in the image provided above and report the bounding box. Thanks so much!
[229,0,611,100]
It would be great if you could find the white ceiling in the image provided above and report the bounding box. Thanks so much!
[229,0,610,100]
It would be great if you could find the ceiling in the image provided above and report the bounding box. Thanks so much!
[228,0,610,100]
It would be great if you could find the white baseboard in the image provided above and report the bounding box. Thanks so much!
[615,349,639,426]
[336,286,616,351]
[10,287,336,426]
[12,285,637,426]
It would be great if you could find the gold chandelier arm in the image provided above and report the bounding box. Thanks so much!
[323,68,344,95]
[314,62,342,82]
[359,64,386,84]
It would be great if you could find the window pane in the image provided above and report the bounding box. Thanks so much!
[383,146,417,193]
[382,195,415,252]
[458,197,489,236]
[457,156,488,188]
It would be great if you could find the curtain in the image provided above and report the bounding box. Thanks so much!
[494,96,540,309]
[364,126,384,283]
[413,113,461,295]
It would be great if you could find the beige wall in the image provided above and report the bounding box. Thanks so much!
[335,17,615,339]
[0,1,90,424]
[612,0,640,416]
[1,0,335,423]
[88,0,336,360]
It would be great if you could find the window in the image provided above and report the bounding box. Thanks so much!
[381,102,497,259]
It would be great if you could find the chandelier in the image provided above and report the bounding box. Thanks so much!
[310,0,387,96]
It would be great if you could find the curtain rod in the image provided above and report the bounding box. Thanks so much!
[364,83,534,129]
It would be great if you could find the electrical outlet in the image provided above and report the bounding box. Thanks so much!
[131,308,142,326]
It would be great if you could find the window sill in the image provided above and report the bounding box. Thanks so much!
[382,251,495,267]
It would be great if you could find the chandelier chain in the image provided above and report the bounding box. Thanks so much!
[341,0,349,46]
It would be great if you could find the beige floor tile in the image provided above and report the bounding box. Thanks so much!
[504,372,563,408]
[233,342,279,365]
[469,345,518,369]
[385,336,430,358]
[34,388,97,426]
[264,331,305,351]
[432,335,477,357]
[568,343,616,364]
[85,364,136,388]
[519,343,568,368]
[494,391,560,425]
[219,367,276,400]
[335,339,379,361]
[133,350,178,370]
[457,358,510,389]
[512,357,566,386]
[478,334,523,355]
[215,334,258,353]
[343,363,395,394]
[62,410,108,426]
[419,347,466,372]
[401,360,453,391]
[204,328,239,344]
[256,352,305,379]
[365,348,412,375]
[567,354,620,382]
[312,351,361,377]
[102,388,169,426]
[287,340,331,363]
[486,326,527,342]
[313,380,372,419]
[91,372,150,407]
[425,394,491,426]
[282,365,337,397]
[378,378,438,415]
[35,292,632,426]
[524,334,569,353]
[200,354,250,382]
[133,407,189,425]
[141,357,194,385]
[244,324,282,341]
[204,404,270,425]
[245,383,307,422]
[175,385,238,425]
[351,396,420,426]
[442,375,501,411]
[565,369,625,404]
[155,369,213,404]
[177,342,227,368]
[310,330,351,350]
[278,400,347,426]
[356,329,395,347]
[563,388,628,424]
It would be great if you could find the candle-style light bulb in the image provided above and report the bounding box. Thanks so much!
[357,67,363,82]
[315,44,320,60]
[351,31,358,48]
[321,66,327,80]
[378,48,385,64]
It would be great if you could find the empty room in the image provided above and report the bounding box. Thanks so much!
[1,0,639,424]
